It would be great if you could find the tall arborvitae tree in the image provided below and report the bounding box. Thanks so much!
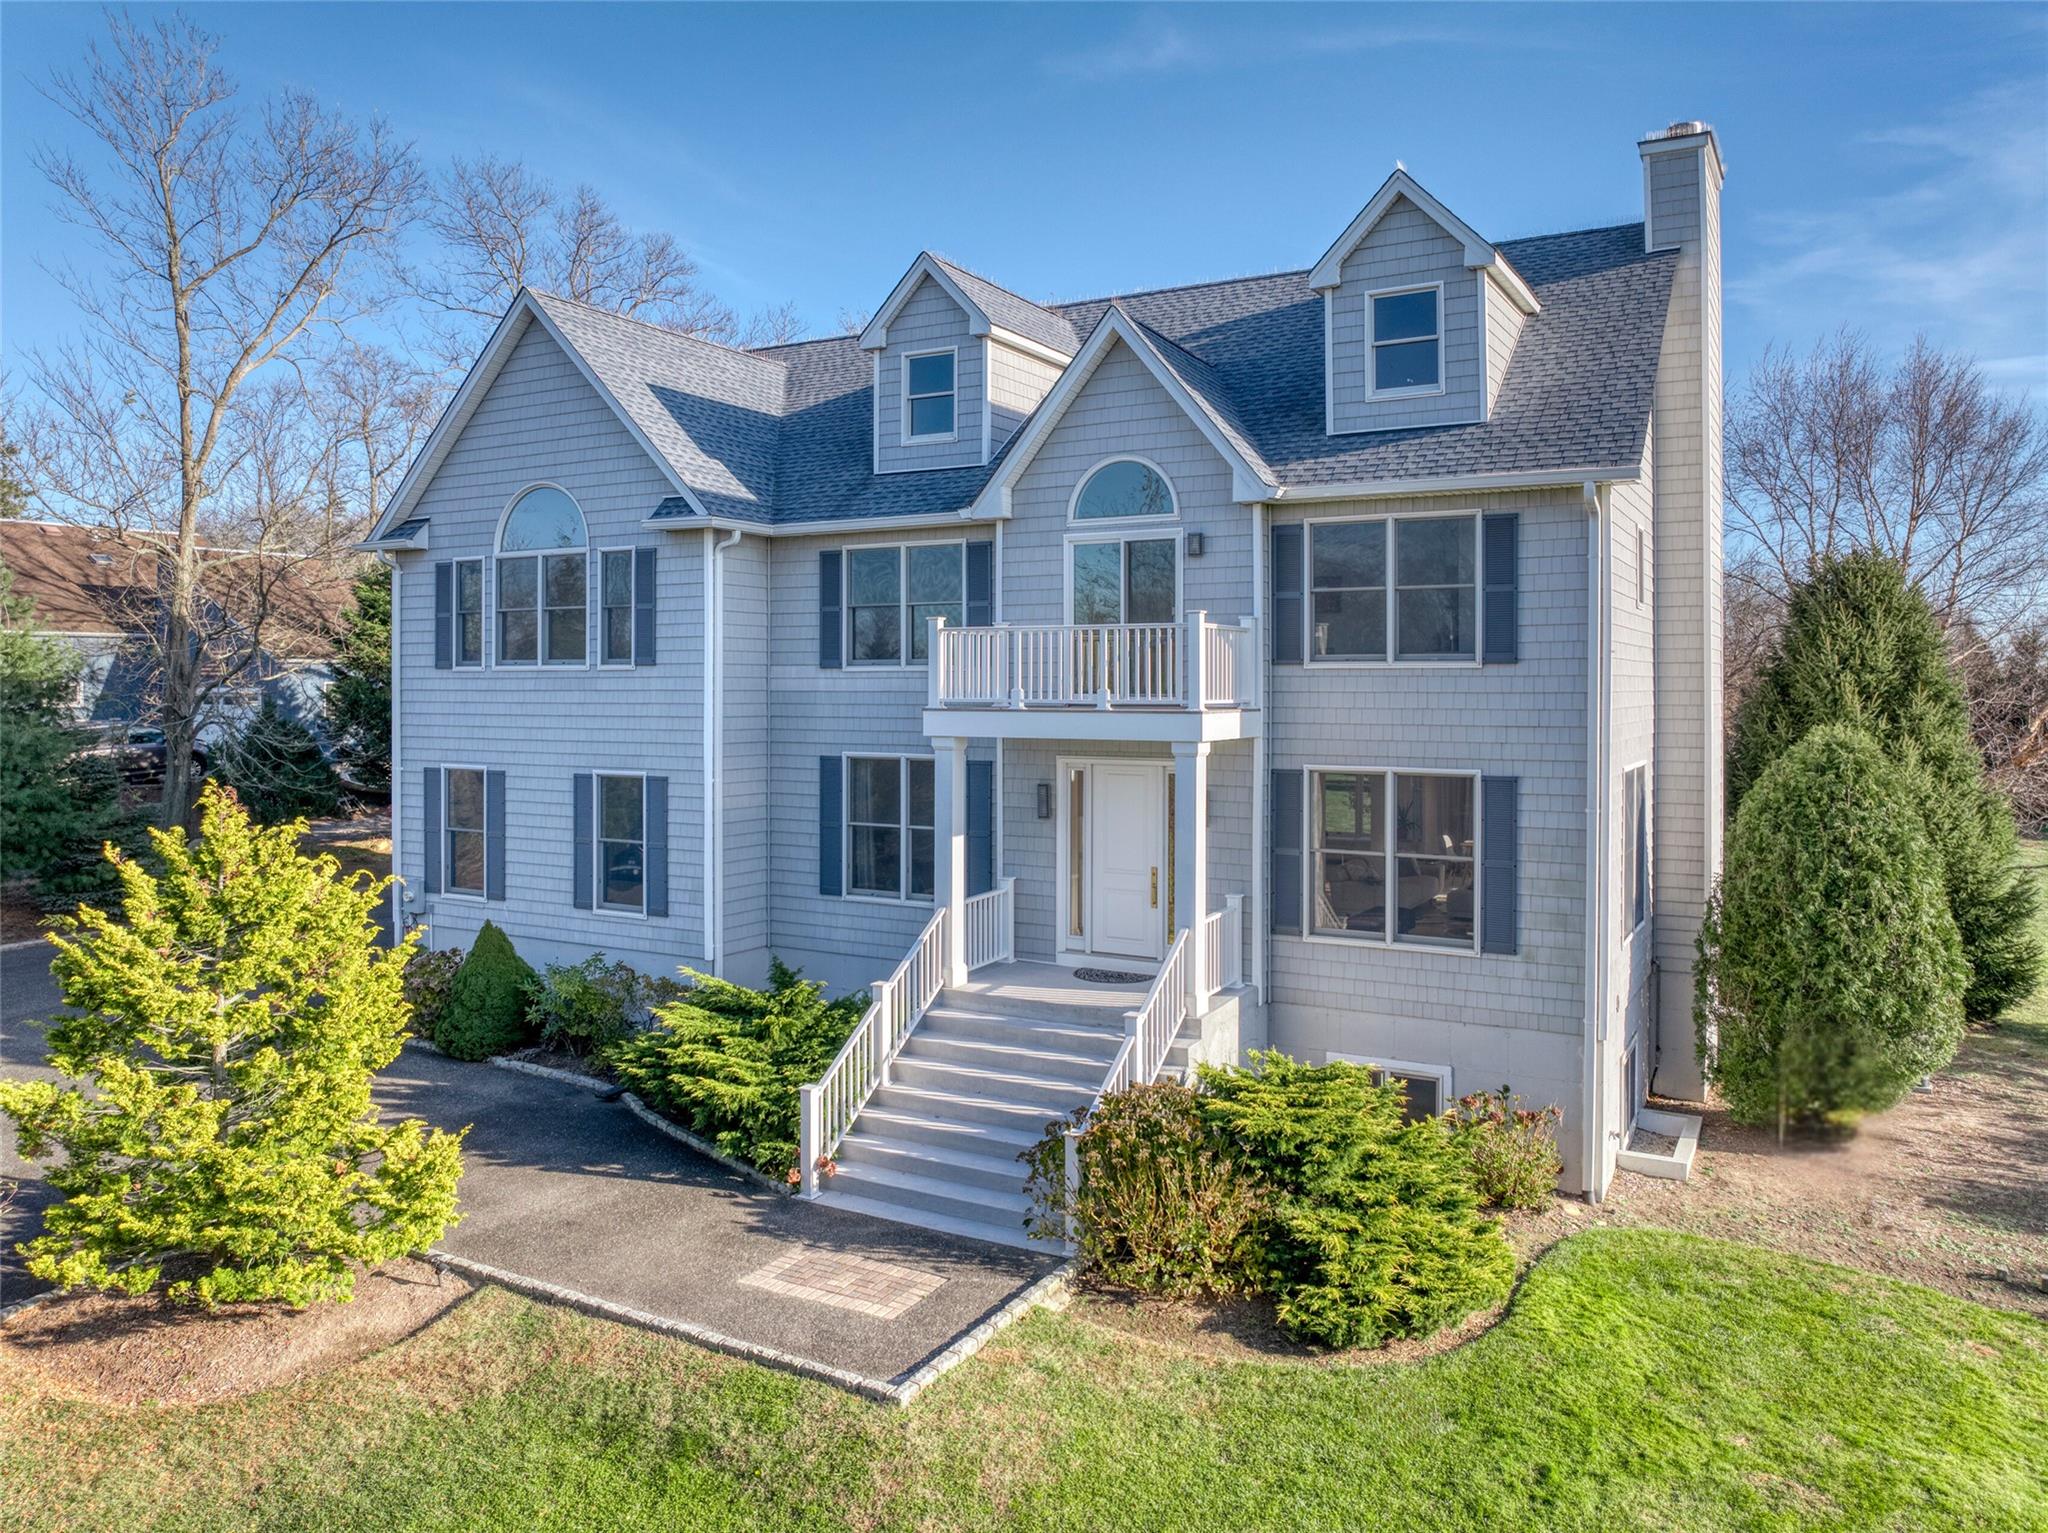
[1728,552,2041,1019]
[0,784,464,1304]
[217,695,344,824]
[322,562,392,796]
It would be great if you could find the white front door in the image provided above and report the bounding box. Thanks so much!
[1087,763,1165,961]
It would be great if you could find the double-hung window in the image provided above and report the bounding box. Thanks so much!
[846,543,964,664]
[1311,769,1477,950]
[453,559,484,666]
[597,773,646,913]
[1625,764,1649,931]
[1370,285,1441,395]
[601,550,635,665]
[496,486,588,665]
[1306,513,1476,662]
[846,755,935,901]
[903,350,956,441]
[445,768,487,897]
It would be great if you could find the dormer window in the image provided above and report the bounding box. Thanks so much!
[903,349,956,441]
[1370,285,1442,396]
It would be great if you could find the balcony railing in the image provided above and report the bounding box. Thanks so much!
[930,612,1255,712]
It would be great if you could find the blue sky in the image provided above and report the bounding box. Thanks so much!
[4,2,2045,396]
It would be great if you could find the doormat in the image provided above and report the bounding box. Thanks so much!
[1073,968,1149,985]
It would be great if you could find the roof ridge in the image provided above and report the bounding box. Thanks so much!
[528,288,789,372]
[1497,219,1646,248]
[926,251,1063,315]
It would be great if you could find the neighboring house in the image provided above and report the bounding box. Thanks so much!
[0,519,344,749]
[367,123,1724,1235]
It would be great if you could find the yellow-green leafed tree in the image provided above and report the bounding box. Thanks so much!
[0,783,464,1305]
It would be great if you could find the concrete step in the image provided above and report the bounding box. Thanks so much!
[835,1131,1030,1194]
[899,1031,1111,1086]
[811,1188,1044,1253]
[827,1161,1033,1231]
[868,1082,1074,1135]
[854,1106,1043,1160]
[919,1007,1128,1057]
[937,986,1142,1027]
[888,1056,1099,1111]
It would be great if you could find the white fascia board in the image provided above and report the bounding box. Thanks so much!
[987,325,1073,367]
[355,527,430,554]
[970,310,1276,517]
[639,508,1002,537]
[858,253,990,352]
[1268,465,1638,503]
[1308,168,1540,317]
[921,705,1259,746]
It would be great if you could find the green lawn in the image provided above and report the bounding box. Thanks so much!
[4,1230,2043,1533]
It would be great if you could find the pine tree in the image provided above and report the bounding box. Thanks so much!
[218,694,344,824]
[1727,552,2041,1019]
[0,562,130,891]
[0,783,465,1304]
[1700,725,1967,1129]
[322,563,391,796]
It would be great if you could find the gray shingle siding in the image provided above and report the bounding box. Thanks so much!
[874,277,985,475]
[1328,197,1485,433]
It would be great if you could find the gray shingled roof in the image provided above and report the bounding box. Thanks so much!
[505,222,1672,530]
[928,254,1080,357]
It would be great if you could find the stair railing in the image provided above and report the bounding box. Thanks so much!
[798,905,949,1196]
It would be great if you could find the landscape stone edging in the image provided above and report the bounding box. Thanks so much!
[612,1087,793,1196]
[885,1258,1077,1401]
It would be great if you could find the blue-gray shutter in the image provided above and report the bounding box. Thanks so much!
[644,775,668,918]
[633,547,657,666]
[485,769,506,901]
[964,542,993,628]
[1271,525,1304,665]
[818,550,842,669]
[433,563,453,670]
[966,758,993,895]
[1481,775,1520,954]
[572,773,594,911]
[422,767,442,894]
[1482,513,1519,665]
[818,756,843,895]
[1270,769,1303,934]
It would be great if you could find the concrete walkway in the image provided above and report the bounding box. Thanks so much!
[376,1049,1064,1387]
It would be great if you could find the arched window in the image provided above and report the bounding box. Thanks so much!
[1071,458,1175,522]
[497,486,587,664]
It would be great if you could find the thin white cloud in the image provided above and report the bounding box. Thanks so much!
[1730,78,2048,393]
[1043,14,1559,84]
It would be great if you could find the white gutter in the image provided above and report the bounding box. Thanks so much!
[1250,501,1268,1005]
[1268,465,1641,504]
[1581,480,1613,1201]
[704,528,743,973]
[641,508,1008,538]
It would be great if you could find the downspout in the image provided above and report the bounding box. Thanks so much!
[704,528,743,974]
[377,552,404,943]
[1250,501,1268,1006]
[1581,481,1613,1200]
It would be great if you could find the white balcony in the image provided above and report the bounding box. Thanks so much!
[922,612,1260,743]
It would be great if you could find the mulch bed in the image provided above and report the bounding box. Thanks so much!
[0,1258,474,1404]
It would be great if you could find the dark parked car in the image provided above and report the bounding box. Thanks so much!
[89,726,209,786]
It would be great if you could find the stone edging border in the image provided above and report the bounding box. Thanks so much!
[884,1258,1077,1402]
[0,1289,59,1324]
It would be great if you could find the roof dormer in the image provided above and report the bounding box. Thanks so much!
[1311,170,1538,436]
[861,253,1075,473]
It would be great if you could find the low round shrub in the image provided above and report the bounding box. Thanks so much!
[1698,724,1967,1129]
[401,946,463,1039]
[434,921,538,1061]
[1024,1081,1264,1299]
[526,953,680,1056]
[1448,1087,1563,1210]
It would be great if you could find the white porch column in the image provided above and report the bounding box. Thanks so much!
[1173,739,1210,1015]
[933,734,970,987]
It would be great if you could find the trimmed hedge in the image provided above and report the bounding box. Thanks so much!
[434,920,538,1060]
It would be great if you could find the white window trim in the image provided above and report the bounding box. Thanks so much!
[840,752,937,905]
[1624,760,1650,938]
[1365,281,1445,401]
[597,546,639,667]
[1328,1051,1455,1117]
[440,763,491,904]
[842,538,967,669]
[452,557,485,669]
[1302,509,1483,668]
[1062,528,1185,627]
[1065,455,1180,525]
[493,483,591,671]
[590,768,650,920]
[900,346,959,446]
[1299,764,1483,957]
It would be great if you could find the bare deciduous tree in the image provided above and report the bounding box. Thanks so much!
[1728,332,2048,636]
[18,13,417,826]
[738,301,807,349]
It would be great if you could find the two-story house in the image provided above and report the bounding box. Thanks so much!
[366,123,1725,1245]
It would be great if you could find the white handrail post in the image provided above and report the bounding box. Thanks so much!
[1062,1125,1083,1252]
[798,1084,820,1196]
[1186,609,1207,709]
[927,616,946,709]
[1006,626,1024,709]
[872,978,893,1088]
